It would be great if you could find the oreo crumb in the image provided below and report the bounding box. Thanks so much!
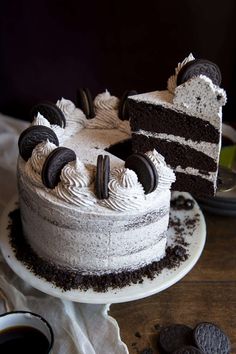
[7,209,189,292]
[135,331,142,338]
[154,323,161,331]
[171,196,195,211]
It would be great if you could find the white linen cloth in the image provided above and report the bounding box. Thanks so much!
[0,113,129,354]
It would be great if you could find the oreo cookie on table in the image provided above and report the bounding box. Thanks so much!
[177,59,222,87]
[193,322,231,354]
[18,125,59,161]
[125,152,158,194]
[42,147,76,189]
[158,324,194,353]
[95,155,110,199]
[76,88,95,119]
[30,102,66,128]
[118,90,138,121]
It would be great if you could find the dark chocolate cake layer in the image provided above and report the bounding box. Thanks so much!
[172,172,215,197]
[128,99,220,144]
[132,133,217,172]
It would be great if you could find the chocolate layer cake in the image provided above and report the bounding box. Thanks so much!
[17,91,176,289]
[128,54,227,196]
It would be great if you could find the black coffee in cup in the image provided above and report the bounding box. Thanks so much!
[0,325,50,354]
[0,311,53,354]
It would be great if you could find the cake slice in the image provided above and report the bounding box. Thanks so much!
[128,54,227,196]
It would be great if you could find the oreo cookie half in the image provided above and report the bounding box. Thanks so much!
[42,147,76,189]
[76,88,95,119]
[18,125,59,161]
[95,155,110,199]
[158,324,194,353]
[177,59,222,86]
[172,346,203,354]
[118,90,138,121]
[193,322,231,354]
[30,102,66,128]
[125,152,158,194]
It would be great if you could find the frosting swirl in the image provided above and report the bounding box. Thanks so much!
[100,168,145,211]
[25,140,56,186]
[31,113,51,127]
[54,158,96,208]
[167,53,195,94]
[86,91,123,130]
[50,124,65,142]
[145,149,175,190]
[56,98,86,124]
[56,98,86,141]
[31,112,65,143]
[94,90,119,110]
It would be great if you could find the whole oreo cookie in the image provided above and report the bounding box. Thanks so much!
[172,346,203,354]
[125,152,158,194]
[193,322,231,354]
[42,147,76,189]
[158,324,193,353]
[118,90,137,121]
[76,88,95,119]
[18,125,59,161]
[177,59,222,86]
[95,155,110,199]
[30,102,66,128]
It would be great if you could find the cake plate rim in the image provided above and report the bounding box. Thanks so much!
[0,192,206,304]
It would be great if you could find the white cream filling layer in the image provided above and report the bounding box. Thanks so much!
[134,129,220,161]
[174,165,216,182]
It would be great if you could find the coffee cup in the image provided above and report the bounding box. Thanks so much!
[0,311,54,353]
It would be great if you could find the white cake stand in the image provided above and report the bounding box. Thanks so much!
[0,192,206,304]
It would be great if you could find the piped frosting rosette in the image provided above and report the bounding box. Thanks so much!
[145,149,176,190]
[25,140,57,186]
[167,53,195,94]
[56,98,86,133]
[100,167,145,212]
[32,113,65,143]
[54,157,97,208]
[86,90,131,135]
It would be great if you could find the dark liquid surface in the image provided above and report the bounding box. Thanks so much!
[0,325,50,354]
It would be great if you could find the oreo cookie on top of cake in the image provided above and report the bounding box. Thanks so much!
[127,54,227,197]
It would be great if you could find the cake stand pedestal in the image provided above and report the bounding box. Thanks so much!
[0,192,206,304]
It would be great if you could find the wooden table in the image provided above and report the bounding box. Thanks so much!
[111,211,236,353]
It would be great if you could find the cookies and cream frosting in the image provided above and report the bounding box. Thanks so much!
[21,91,176,213]
[54,158,97,208]
[100,168,145,212]
[86,90,131,135]
[23,137,174,212]
[145,150,176,190]
[17,90,176,275]
[32,112,65,143]
[167,53,195,94]
[25,140,57,187]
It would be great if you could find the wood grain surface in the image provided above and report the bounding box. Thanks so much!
[111,211,236,353]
